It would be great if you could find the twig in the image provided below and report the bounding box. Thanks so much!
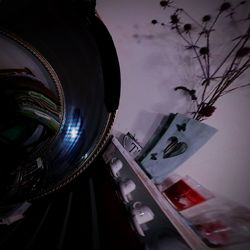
[211,24,250,78]
[221,83,250,95]
[185,32,207,80]
[201,30,211,101]
[156,1,250,121]
[208,57,250,105]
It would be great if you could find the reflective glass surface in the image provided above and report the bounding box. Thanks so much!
[0,9,119,206]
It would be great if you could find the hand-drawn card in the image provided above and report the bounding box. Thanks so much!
[139,113,217,184]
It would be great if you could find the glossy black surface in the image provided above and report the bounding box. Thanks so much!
[0,157,143,250]
[0,0,120,206]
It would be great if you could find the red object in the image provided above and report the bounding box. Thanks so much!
[163,179,206,211]
[195,221,229,246]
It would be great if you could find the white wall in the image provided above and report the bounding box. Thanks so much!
[96,0,250,208]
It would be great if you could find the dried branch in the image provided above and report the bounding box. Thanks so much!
[220,83,250,95]
[154,0,250,121]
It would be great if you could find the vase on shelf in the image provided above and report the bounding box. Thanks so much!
[136,113,217,184]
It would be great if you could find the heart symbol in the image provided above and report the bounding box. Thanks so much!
[163,136,187,158]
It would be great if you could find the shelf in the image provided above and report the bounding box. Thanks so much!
[109,137,208,249]
[103,137,250,250]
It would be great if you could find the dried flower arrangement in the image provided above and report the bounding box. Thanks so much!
[152,0,250,121]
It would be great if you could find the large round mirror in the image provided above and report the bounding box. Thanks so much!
[0,0,120,207]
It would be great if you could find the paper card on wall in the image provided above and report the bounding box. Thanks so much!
[138,113,217,184]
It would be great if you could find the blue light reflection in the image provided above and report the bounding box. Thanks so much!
[49,108,85,169]
[64,108,83,145]
[65,119,81,143]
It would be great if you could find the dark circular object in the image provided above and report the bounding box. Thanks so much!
[183,23,192,32]
[199,47,209,55]
[202,15,211,22]
[0,0,120,206]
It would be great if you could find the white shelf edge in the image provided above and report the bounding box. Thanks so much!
[112,137,212,250]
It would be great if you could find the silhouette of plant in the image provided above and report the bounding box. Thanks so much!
[152,1,250,121]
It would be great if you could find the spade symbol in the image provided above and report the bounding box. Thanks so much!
[163,136,187,158]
